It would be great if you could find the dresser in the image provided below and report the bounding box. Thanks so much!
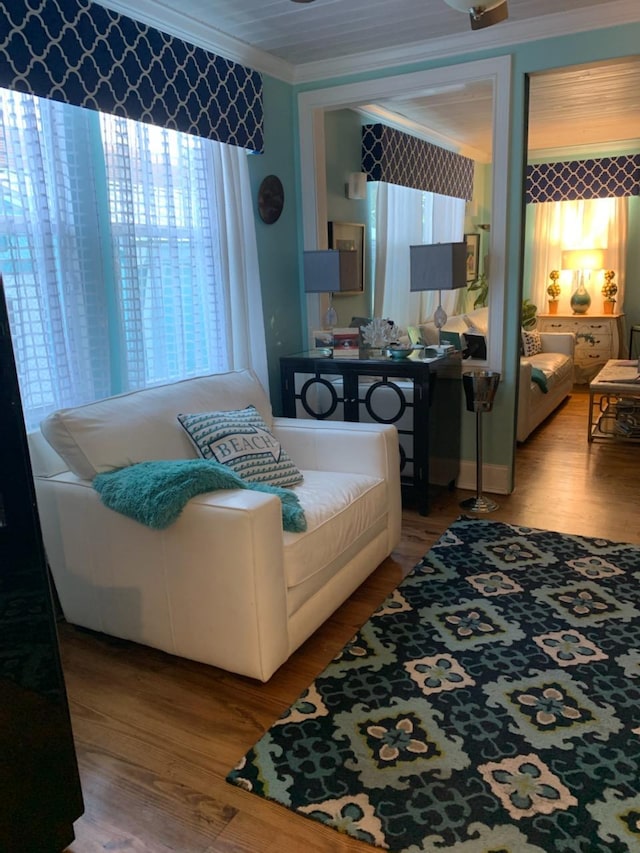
[536,313,624,384]
[280,352,461,515]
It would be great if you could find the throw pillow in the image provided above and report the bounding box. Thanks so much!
[177,406,303,488]
[521,328,543,357]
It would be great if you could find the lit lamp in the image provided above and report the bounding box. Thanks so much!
[304,249,358,329]
[561,248,606,315]
[410,242,467,335]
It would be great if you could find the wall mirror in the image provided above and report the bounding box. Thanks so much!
[523,56,640,352]
[298,56,512,371]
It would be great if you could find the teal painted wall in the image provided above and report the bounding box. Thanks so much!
[247,76,302,414]
[289,24,640,484]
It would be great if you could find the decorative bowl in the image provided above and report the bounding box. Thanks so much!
[384,345,415,360]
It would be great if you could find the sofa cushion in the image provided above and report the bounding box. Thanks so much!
[525,352,574,391]
[177,406,303,488]
[40,370,271,480]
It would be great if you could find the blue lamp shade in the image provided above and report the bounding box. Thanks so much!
[304,250,359,293]
[409,242,467,292]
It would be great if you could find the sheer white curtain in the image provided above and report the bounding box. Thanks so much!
[372,182,465,328]
[0,88,267,429]
[529,197,628,315]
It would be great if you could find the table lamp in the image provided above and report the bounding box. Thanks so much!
[561,248,605,315]
[410,242,467,333]
[304,249,358,329]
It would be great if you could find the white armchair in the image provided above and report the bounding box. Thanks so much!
[29,370,401,681]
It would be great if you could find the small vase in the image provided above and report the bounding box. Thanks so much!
[603,300,615,315]
[570,282,591,315]
[548,300,559,315]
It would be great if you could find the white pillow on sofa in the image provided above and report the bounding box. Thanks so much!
[462,306,489,336]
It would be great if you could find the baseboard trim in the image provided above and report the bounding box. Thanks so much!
[455,460,511,496]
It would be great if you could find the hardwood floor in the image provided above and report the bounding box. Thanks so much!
[61,387,640,852]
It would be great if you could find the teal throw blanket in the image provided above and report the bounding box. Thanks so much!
[530,366,548,393]
[93,459,307,533]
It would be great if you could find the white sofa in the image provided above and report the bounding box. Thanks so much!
[414,307,574,442]
[517,332,575,442]
[28,369,401,681]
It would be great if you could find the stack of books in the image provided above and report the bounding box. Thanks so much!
[614,398,640,438]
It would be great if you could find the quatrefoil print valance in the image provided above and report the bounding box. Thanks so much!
[361,123,474,200]
[526,155,640,203]
[0,0,264,152]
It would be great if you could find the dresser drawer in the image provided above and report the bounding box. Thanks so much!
[575,342,611,367]
[539,319,579,334]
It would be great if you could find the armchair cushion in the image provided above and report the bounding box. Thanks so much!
[40,370,272,480]
[177,405,303,488]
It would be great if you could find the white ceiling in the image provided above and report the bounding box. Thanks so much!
[101,0,640,157]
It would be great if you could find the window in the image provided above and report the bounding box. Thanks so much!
[371,182,466,326]
[0,88,263,430]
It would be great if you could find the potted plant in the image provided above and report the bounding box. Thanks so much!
[522,298,537,331]
[601,270,617,315]
[547,270,561,314]
[467,272,488,309]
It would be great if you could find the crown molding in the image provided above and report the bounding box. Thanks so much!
[292,0,640,84]
[529,139,640,162]
[96,0,640,86]
[96,0,296,82]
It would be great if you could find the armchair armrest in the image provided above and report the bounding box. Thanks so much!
[33,473,290,681]
[540,332,575,356]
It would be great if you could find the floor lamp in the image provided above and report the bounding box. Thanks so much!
[460,370,501,513]
[409,242,467,338]
[303,249,358,329]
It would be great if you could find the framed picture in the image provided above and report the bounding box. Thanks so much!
[465,233,480,283]
[328,221,365,293]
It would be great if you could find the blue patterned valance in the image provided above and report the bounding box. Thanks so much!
[0,0,263,152]
[526,155,640,203]
[361,124,474,200]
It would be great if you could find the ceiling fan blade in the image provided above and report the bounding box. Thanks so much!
[470,2,508,30]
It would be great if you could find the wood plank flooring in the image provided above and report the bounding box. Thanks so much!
[61,388,640,852]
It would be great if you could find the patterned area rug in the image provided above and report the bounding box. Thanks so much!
[227,517,640,852]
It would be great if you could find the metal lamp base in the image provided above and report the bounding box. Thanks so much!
[460,494,499,513]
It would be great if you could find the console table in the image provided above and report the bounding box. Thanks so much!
[280,352,461,515]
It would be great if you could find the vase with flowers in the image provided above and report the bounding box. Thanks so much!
[547,271,561,314]
[602,270,617,315]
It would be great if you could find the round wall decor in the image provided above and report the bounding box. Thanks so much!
[258,174,284,224]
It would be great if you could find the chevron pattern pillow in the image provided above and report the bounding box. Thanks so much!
[178,406,303,488]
